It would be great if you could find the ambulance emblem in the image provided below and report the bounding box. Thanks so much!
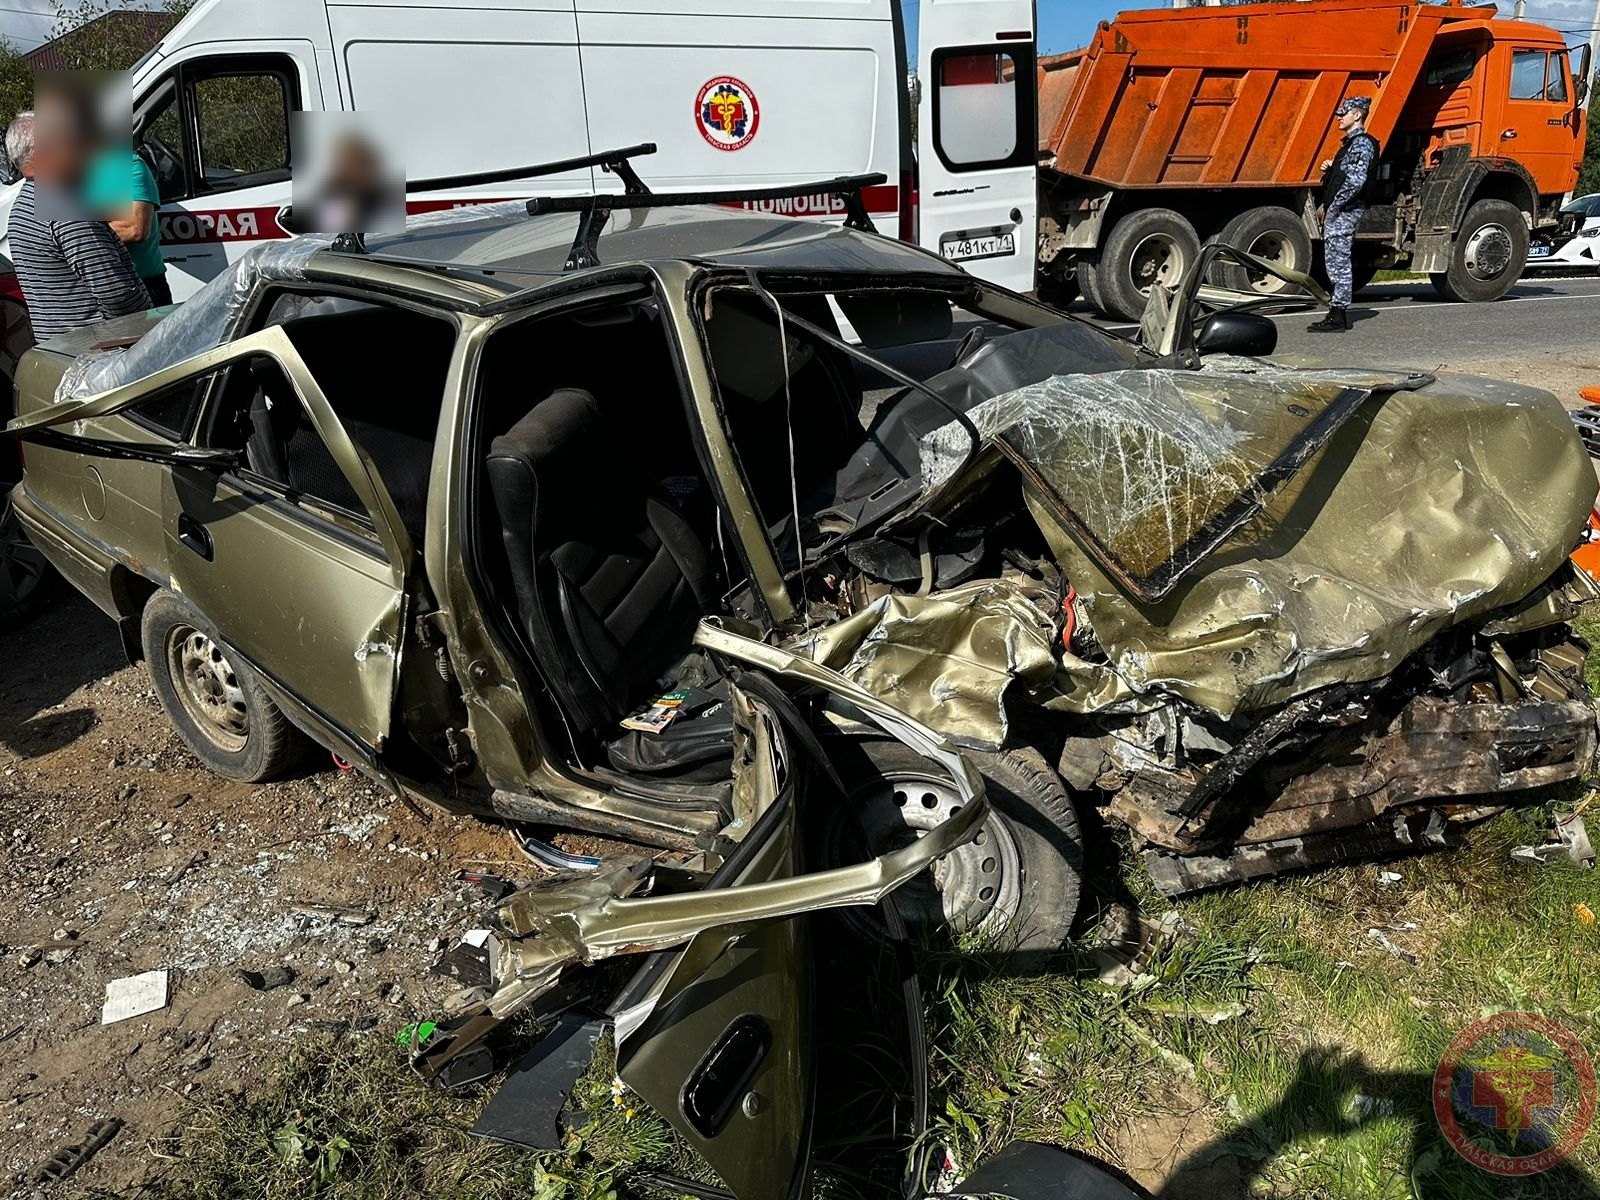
[697,76,760,152]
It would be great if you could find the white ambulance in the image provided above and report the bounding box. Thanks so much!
[125,0,1038,298]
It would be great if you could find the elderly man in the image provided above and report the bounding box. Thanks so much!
[1309,95,1378,333]
[5,110,151,342]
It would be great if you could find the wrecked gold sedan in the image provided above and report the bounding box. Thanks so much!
[4,159,1598,1192]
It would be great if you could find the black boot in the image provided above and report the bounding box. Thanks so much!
[1307,306,1350,332]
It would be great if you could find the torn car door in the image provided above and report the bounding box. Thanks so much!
[415,644,988,1198]
[8,326,414,758]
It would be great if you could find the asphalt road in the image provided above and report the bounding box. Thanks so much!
[1093,272,1600,403]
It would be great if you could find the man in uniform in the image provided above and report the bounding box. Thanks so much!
[1309,96,1378,333]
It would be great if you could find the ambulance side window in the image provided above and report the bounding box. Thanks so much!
[930,45,1035,173]
[134,55,299,202]
[140,78,186,203]
[194,73,292,186]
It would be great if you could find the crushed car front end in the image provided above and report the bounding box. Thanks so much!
[673,254,1600,898]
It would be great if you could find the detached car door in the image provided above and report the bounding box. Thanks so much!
[7,326,413,764]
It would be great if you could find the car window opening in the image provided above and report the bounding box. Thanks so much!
[218,297,453,548]
[474,300,742,804]
[700,280,1138,612]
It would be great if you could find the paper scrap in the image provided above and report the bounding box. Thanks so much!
[101,969,169,1025]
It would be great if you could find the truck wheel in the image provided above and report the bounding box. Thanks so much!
[1036,266,1080,309]
[1430,199,1528,303]
[1076,256,1108,315]
[1095,208,1201,322]
[821,740,1083,951]
[1212,206,1314,296]
[0,492,53,630]
[142,590,307,782]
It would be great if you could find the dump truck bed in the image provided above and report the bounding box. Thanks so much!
[1038,0,1499,190]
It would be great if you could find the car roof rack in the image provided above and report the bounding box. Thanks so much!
[527,173,887,272]
[330,143,660,254]
[329,144,886,272]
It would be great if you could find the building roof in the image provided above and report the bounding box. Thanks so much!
[23,10,178,73]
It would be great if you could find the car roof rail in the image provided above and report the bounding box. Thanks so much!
[407,142,658,197]
[527,173,888,272]
[329,143,660,255]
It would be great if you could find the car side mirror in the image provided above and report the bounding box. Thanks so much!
[1196,310,1278,357]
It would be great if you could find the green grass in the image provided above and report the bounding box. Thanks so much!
[122,1027,709,1200]
[922,813,1600,1199]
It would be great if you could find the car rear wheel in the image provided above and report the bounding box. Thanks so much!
[1212,206,1314,296]
[0,492,53,629]
[142,590,307,782]
[822,740,1082,951]
[1093,207,1202,322]
[1430,199,1528,303]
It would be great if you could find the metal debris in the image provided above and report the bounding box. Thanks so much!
[1364,928,1419,966]
[293,901,377,926]
[1510,813,1595,869]
[430,929,502,989]
[31,1118,123,1184]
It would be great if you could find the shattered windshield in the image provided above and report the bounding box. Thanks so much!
[700,280,1137,576]
[921,359,1432,602]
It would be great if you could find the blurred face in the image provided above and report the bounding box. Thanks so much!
[31,72,127,192]
[29,113,91,187]
[1338,108,1364,135]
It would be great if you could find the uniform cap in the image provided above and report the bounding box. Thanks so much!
[1335,96,1372,117]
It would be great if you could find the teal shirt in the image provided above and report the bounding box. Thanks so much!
[85,152,165,279]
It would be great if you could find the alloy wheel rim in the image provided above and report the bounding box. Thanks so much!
[167,624,250,752]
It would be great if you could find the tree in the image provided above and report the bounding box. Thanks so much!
[0,40,33,138]
[45,0,191,73]
[0,0,190,175]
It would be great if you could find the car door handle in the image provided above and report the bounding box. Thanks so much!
[1501,128,1519,140]
[177,514,213,561]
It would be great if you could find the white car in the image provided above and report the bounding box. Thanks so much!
[1527,193,1600,271]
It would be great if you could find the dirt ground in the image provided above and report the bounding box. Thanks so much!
[0,590,522,1197]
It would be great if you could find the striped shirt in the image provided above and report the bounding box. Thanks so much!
[9,179,152,342]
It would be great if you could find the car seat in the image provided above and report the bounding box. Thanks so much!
[486,387,721,737]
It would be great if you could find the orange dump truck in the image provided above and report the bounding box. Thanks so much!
[1034,0,1591,320]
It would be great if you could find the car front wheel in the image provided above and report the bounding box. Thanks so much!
[141,590,307,782]
[823,739,1083,951]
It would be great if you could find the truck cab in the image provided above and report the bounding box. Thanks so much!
[1391,18,1589,297]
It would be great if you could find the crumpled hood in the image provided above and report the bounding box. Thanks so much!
[801,361,1596,746]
